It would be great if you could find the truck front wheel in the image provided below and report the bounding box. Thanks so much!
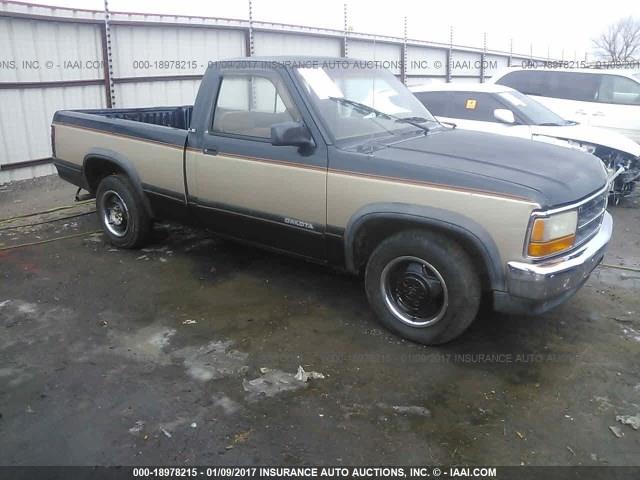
[96,174,151,249]
[364,230,481,345]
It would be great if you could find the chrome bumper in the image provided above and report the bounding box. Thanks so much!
[506,212,612,301]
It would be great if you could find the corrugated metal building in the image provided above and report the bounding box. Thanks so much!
[0,0,543,184]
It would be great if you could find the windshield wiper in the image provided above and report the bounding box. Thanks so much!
[328,97,430,134]
[395,116,432,133]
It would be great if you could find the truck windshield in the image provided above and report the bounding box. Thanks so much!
[294,64,436,142]
[497,90,572,126]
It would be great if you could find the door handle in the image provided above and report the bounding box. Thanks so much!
[592,111,605,117]
[575,109,588,115]
[203,147,218,155]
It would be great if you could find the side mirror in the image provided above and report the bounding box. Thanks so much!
[271,122,314,148]
[494,108,515,124]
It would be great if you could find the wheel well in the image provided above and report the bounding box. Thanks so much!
[84,157,125,193]
[351,217,492,291]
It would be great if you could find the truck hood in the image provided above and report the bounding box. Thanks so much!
[531,123,640,157]
[371,128,607,208]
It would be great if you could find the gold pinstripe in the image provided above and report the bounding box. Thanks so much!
[55,122,539,261]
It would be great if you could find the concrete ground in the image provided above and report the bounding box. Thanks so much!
[1,176,639,466]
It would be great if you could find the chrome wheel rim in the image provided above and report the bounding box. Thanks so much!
[100,190,130,238]
[380,256,449,328]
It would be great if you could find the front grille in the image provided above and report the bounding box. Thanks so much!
[575,190,607,245]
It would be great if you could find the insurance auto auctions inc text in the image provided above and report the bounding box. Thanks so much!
[211,466,498,478]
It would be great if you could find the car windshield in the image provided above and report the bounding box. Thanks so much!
[294,64,437,143]
[497,90,572,126]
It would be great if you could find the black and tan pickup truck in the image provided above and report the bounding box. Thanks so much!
[52,57,613,344]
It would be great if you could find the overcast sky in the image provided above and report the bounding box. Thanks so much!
[21,0,640,59]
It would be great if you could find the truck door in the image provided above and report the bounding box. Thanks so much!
[185,68,328,260]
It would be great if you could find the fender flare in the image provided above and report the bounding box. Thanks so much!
[344,203,505,291]
[83,148,154,217]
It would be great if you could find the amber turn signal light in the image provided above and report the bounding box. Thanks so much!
[527,234,576,257]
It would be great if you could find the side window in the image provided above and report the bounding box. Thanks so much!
[413,92,450,117]
[543,72,599,102]
[212,74,300,139]
[598,75,640,105]
[447,92,507,122]
[496,71,545,95]
[499,71,601,102]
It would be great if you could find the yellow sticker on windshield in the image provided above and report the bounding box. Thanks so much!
[465,99,477,109]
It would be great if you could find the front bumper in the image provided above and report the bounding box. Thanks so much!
[495,211,612,314]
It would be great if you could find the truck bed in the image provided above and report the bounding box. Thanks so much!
[73,105,193,130]
[52,105,192,198]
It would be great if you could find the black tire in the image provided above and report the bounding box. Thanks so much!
[364,230,481,345]
[96,174,151,249]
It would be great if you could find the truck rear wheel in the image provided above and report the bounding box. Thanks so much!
[96,174,151,249]
[364,230,481,345]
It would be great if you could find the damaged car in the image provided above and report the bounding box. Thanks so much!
[411,83,640,203]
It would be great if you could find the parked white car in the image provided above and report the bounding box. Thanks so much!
[410,83,640,201]
[489,68,640,144]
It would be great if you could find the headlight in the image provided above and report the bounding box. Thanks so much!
[527,210,578,257]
